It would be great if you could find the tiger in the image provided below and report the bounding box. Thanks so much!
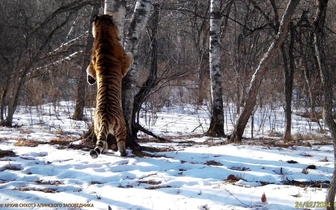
[86,15,133,158]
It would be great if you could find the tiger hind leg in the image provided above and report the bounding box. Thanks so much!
[90,137,108,159]
[115,130,127,157]
[117,139,127,156]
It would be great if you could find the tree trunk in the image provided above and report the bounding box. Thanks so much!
[313,1,335,208]
[122,0,153,149]
[4,75,25,127]
[229,0,300,143]
[299,31,320,124]
[87,0,152,150]
[0,79,9,123]
[206,0,225,137]
[103,0,153,149]
[283,24,295,142]
[104,0,126,43]
[73,4,99,120]
[131,3,160,138]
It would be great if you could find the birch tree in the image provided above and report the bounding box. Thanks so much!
[131,3,161,139]
[229,0,300,143]
[206,0,225,137]
[104,0,126,43]
[123,0,153,148]
[103,0,153,149]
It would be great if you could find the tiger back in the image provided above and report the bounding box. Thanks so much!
[86,15,133,158]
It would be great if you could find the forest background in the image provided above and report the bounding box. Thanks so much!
[1,0,336,208]
[1,0,335,137]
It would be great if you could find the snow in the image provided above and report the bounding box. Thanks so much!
[0,101,333,210]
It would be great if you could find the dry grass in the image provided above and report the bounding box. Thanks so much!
[224,174,243,184]
[230,166,250,171]
[34,179,63,186]
[139,180,162,186]
[19,129,34,134]
[145,185,172,190]
[90,181,103,185]
[204,160,223,166]
[292,133,331,142]
[49,137,78,146]
[244,139,313,148]
[14,139,41,147]
[0,150,16,158]
[0,137,15,142]
[118,185,133,188]
[13,187,57,193]
[0,164,22,171]
[13,137,79,148]
[283,178,330,188]
[0,179,8,184]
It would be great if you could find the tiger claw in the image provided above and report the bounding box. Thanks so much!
[90,150,99,159]
[119,150,127,157]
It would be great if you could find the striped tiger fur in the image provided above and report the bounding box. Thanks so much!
[86,15,133,158]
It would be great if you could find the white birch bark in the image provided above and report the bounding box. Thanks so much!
[122,0,153,137]
[104,0,153,142]
[207,0,225,136]
[126,0,153,51]
[104,0,126,42]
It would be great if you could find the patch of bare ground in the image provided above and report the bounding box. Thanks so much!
[0,137,15,142]
[283,178,330,188]
[13,137,79,148]
[118,185,133,188]
[90,181,103,185]
[49,137,78,146]
[0,164,22,171]
[0,179,8,184]
[223,173,330,188]
[34,179,63,186]
[0,150,16,158]
[14,139,41,147]
[19,129,34,134]
[131,146,171,158]
[204,160,223,166]
[230,166,250,171]
[224,174,246,184]
[13,187,57,193]
[150,134,330,149]
[145,185,173,190]
[138,180,162,186]
[246,140,311,148]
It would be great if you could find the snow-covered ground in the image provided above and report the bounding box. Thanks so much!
[0,101,333,210]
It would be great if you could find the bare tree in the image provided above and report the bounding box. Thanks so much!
[313,0,336,208]
[131,4,162,139]
[123,0,153,148]
[282,25,295,142]
[229,0,300,143]
[0,0,95,126]
[73,3,100,120]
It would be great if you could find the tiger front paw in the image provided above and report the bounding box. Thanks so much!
[119,149,127,157]
[90,149,99,159]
